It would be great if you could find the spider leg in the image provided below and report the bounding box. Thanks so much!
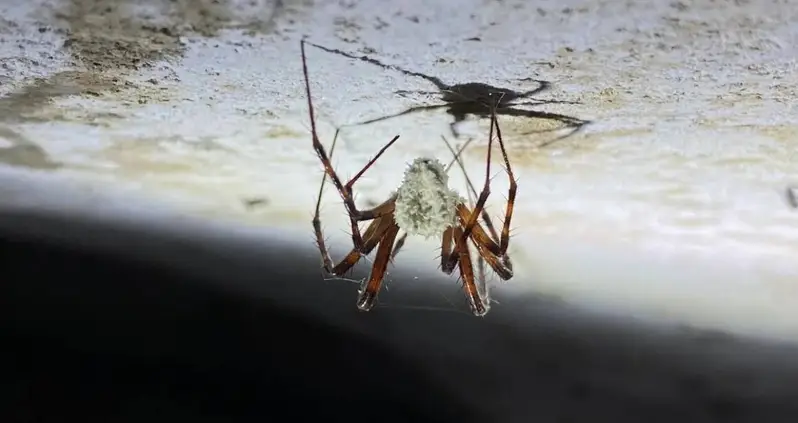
[490,107,518,258]
[442,211,491,291]
[302,40,400,251]
[459,102,497,243]
[449,113,514,279]
[470,239,512,281]
[312,126,345,273]
[440,227,456,274]
[454,205,513,280]
[440,225,489,315]
[390,232,408,260]
[357,221,401,311]
[476,242,488,287]
[342,103,449,128]
[314,213,396,278]
[453,226,490,316]
[443,137,476,175]
[441,134,499,242]
[440,135,497,278]
[313,128,396,275]
[465,174,489,286]
[467,200,513,273]
[442,107,497,275]
[309,129,399,290]
[338,140,400,250]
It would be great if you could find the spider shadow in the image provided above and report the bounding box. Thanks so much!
[786,186,797,208]
[304,41,591,140]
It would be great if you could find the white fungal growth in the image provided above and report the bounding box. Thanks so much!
[394,157,463,239]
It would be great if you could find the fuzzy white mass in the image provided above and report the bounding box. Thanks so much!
[394,157,464,239]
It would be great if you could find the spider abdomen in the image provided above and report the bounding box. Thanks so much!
[394,157,463,239]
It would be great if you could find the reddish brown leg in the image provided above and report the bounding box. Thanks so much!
[455,204,512,280]
[490,108,518,257]
[312,127,345,273]
[313,178,396,275]
[302,40,401,255]
[310,124,396,276]
[440,227,456,274]
[390,232,408,260]
[314,213,394,277]
[453,226,489,316]
[445,108,515,278]
[440,135,501,278]
[469,236,512,281]
[441,135,504,250]
[441,225,490,315]
[442,107,498,271]
[458,107,496,242]
[357,221,401,311]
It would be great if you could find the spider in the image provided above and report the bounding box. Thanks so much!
[303,40,590,140]
[302,40,515,316]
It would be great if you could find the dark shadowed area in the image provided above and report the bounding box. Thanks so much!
[1,209,798,423]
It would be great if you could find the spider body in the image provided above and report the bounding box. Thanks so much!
[393,157,463,239]
[303,41,589,139]
[302,40,516,316]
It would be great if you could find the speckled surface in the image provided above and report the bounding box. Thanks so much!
[1,0,797,341]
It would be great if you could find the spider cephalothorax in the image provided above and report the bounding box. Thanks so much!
[302,40,515,316]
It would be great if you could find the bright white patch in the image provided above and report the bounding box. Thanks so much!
[394,157,463,239]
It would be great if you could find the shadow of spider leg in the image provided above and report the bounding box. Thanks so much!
[302,40,451,91]
[443,97,588,139]
[786,186,798,208]
[395,90,441,99]
[513,99,583,106]
[496,106,591,147]
[340,103,452,128]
